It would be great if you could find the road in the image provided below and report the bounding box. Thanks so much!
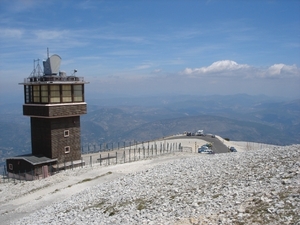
[165,135,229,154]
[79,135,230,166]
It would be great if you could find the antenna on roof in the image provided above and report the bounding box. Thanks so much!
[71,69,78,76]
[43,54,61,75]
[29,59,43,77]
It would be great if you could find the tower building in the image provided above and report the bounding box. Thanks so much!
[6,52,88,179]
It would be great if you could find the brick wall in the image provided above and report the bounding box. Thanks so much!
[24,104,87,117]
[31,116,82,163]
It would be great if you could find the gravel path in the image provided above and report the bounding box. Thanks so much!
[2,145,300,225]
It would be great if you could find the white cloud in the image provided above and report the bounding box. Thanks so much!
[264,64,299,78]
[6,0,38,12]
[182,60,300,79]
[182,60,250,76]
[34,30,70,40]
[153,69,162,73]
[134,64,151,70]
[0,28,23,38]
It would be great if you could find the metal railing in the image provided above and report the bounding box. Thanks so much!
[1,140,184,183]
[22,75,86,84]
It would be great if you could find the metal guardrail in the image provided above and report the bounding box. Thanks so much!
[22,76,86,84]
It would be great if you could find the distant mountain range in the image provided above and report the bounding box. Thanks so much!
[81,94,300,145]
[1,94,299,171]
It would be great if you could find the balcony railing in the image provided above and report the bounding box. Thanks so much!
[21,75,86,84]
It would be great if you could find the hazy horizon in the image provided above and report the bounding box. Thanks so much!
[0,92,297,106]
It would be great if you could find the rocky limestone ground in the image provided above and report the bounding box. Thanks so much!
[4,145,300,225]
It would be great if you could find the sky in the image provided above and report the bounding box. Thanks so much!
[0,0,300,103]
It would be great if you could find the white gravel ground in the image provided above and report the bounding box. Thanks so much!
[0,140,299,225]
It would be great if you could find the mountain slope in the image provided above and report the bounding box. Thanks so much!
[1,94,299,172]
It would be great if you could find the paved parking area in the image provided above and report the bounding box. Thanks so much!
[165,135,229,153]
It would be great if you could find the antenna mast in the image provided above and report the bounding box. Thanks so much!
[29,59,43,77]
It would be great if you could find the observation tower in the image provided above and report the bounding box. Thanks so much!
[6,51,88,178]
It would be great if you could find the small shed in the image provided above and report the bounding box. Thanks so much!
[6,154,57,180]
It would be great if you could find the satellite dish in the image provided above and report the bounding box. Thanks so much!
[43,54,61,75]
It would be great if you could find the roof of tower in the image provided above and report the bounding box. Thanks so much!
[20,51,89,85]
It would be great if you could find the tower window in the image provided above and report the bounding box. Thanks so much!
[64,130,69,137]
[73,84,83,102]
[50,85,60,103]
[62,84,72,102]
[64,146,70,154]
[25,85,32,103]
[33,85,40,103]
[41,85,48,103]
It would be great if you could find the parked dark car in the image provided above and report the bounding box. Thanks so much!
[229,147,237,152]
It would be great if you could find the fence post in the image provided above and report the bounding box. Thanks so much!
[116,152,118,164]
[123,151,125,163]
[100,154,102,166]
[3,165,5,182]
[90,155,92,167]
[129,149,131,162]
[108,153,110,165]
[49,165,51,176]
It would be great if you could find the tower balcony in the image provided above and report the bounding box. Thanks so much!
[21,75,87,85]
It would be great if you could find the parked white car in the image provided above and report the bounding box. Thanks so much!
[198,146,209,153]
[198,146,215,154]
[200,149,215,154]
[195,130,204,136]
